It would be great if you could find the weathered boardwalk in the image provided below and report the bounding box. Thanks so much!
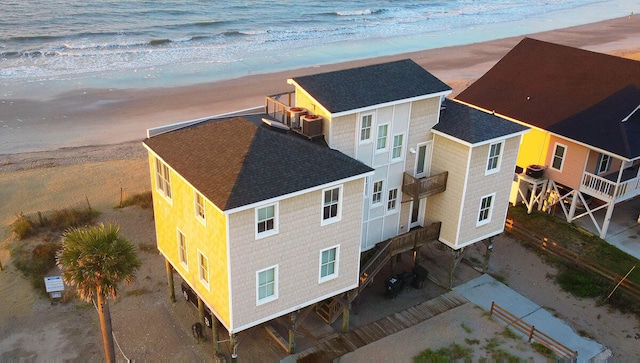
[292,290,468,361]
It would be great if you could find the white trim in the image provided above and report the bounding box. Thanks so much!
[177,228,188,271]
[154,157,173,203]
[371,180,384,207]
[321,185,343,226]
[596,153,612,175]
[386,188,399,214]
[255,202,279,239]
[454,142,473,244]
[485,140,504,175]
[477,192,496,226]
[225,217,234,331]
[622,104,640,122]
[391,133,405,162]
[359,112,375,144]
[551,142,567,172]
[375,123,389,153]
[414,142,429,178]
[318,245,340,283]
[223,172,372,215]
[197,249,210,291]
[438,229,504,250]
[256,265,278,306]
[231,282,357,333]
[194,191,206,226]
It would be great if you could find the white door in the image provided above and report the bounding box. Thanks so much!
[409,198,425,229]
[415,141,433,178]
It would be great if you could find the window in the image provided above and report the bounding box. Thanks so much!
[486,141,503,174]
[322,186,342,224]
[178,230,188,269]
[257,265,278,304]
[551,143,566,171]
[597,154,611,175]
[360,114,373,143]
[194,192,205,222]
[198,251,209,287]
[392,134,404,160]
[372,180,383,205]
[376,124,388,151]
[387,188,398,211]
[256,203,278,238]
[415,144,427,176]
[155,158,172,199]
[477,193,495,226]
[319,246,339,282]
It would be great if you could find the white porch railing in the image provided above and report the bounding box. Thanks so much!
[580,171,640,202]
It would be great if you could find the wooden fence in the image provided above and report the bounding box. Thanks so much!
[490,302,578,361]
[504,218,640,301]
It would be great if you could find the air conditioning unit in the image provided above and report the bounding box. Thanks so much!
[287,107,307,129]
[301,114,323,137]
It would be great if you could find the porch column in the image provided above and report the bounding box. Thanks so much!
[212,316,220,355]
[165,259,175,303]
[482,237,493,274]
[197,297,206,338]
[342,304,350,333]
[288,312,296,354]
[601,166,626,238]
[230,333,238,363]
[448,248,465,289]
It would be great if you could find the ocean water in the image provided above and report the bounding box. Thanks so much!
[1,0,639,98]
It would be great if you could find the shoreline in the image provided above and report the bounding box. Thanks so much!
[1,15,640,156]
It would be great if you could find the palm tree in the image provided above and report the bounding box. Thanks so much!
[57,223,141,362]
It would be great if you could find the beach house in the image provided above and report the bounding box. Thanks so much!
[456,38,640,239]
[143,59,528,358]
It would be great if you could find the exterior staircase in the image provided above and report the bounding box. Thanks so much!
[315,222,441,324]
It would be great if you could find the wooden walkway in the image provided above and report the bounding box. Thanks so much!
[292,291,468,361]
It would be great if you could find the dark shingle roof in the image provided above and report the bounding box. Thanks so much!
[290,59,451,114]
[456,37,640,158]
[144,116,372,211]
[433,100,528,144]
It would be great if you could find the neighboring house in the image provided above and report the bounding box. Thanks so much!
[456,38,640,239]
[143,59,527,358]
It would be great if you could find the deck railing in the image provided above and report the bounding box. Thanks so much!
[265,92,295,125]
[402,171,448,200]
[389,222,442,256]
[581,171,640,202]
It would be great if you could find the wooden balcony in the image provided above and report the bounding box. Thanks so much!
[402,171,448,200]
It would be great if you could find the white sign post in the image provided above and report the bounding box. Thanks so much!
[44,276,65,302]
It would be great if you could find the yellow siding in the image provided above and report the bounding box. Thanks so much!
[516,127,549,169]
[426,135,468,246]
[147,152,231,328]
[227,179,363,331]
[458,137,520,246]
[544,136,588,189]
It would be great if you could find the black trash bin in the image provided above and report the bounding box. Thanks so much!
[385,277,401,299]
[397,270,413,292]
[412,265,428,289]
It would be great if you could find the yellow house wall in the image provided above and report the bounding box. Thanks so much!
[227,178,364,331]
[544,136,589,189]
[516,127,549,169]
[147,152,231,328]
[458,137,520,246]
[426,135,468,246]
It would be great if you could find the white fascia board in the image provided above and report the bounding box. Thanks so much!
[144,146,226,215]
[455,99,634,162]
[438,228,503,250]
[331,90,452,118]
[230,282,357,334]
[223,171,373,215]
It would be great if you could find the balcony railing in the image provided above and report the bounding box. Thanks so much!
[580,171,640,202]
[389,222,442,256]
[402,171,448,200]
[265,92,295,126]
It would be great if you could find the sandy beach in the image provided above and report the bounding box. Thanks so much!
[1,16,640,155]
[2,15,640,361]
